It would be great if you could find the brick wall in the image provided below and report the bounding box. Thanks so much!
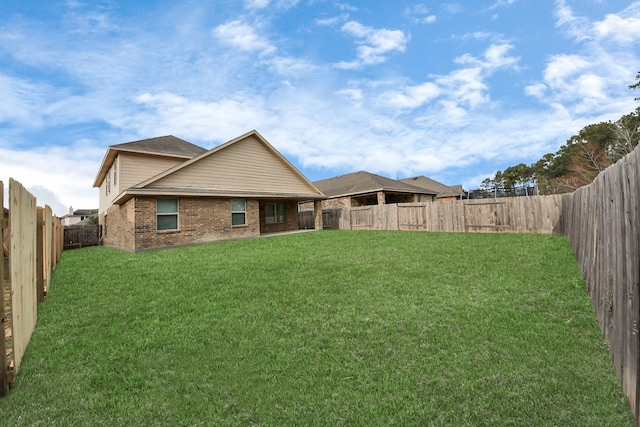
[102,199,136,250]
[134,197,260,250]
[321,196,351,209]
[102,196,264,251]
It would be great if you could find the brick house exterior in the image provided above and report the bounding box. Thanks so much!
[94,131,325,251]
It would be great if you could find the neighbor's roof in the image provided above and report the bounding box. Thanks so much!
[93,136,207,187]
[313,171,437,198]
[399,176,463,198]
[73,209,98,216]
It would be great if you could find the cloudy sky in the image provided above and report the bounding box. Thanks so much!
[1,0,639,215]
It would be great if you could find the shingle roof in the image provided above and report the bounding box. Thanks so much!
[93,136,207,188]
[399,176,463,198]
[111,135,207,157]
[313,171,437,198]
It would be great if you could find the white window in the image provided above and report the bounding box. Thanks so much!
[231,199,246,226]
[157,198,179,231]
[265,202,286,224]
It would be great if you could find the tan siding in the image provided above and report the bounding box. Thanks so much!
[98,153,185,214]
[120,153,185,189]
[149,136,317,194]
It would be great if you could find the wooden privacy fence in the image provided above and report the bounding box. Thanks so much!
[563,146,640,423]
[1,179,63,396]
[63,225,100,249]
[317,194,564,234]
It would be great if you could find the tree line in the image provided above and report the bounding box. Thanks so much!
[479,72,640,195]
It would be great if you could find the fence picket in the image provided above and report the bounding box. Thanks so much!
[0,179,63,395]
[0,182,7,397]
[564,146,640,422]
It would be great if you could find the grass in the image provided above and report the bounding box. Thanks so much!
[0,231,634,426]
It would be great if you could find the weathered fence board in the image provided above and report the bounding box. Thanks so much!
[298,210,314,230]
[563,146,640,422]
[43,206,52,296]
[0,182,7,397]
[319,194,564,234]
[63,225,100,249]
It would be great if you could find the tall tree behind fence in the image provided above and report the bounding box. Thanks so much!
[0,179,63,397]
[563,146,640,423]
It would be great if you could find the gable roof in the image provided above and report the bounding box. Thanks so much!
[399,176,463,198]
[110,135,207,157]
[93,135,206,187]
[113,130,325,203]
[313,171,437,198]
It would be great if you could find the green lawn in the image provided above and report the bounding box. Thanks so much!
[1,231,634,426]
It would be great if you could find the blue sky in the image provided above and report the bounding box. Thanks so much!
[1,0,639,215]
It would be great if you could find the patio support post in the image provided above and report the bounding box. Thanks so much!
[314,200,323,230]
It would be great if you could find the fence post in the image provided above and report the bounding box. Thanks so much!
[0,181,8,397]
[36,208,44,302]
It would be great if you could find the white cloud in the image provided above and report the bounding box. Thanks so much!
[244,0,271,9]
[0,144,102,215]
[315,15,349,26]
[488,0,517,10]
[335,21,408,69]
[527,2,640,116]
[404,5,437,24]
[454,43,519,70]
[212,20,276,55]
[131,92,274,144]
[269,56,320,76]
[243,0,300,10]
[554,0,592,41]
[380,82,441,109]
[0,74,45,127]
[594,14,640,44]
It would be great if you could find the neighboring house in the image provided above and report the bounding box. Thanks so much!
[399,176,464,201]
[302,171,437,211]
[93,130,325,251]
[59,208,99,227]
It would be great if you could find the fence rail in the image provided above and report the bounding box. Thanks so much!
[1,179,63,396]
[563,147,640,422]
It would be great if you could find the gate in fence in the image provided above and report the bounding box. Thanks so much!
[63,225,101,249]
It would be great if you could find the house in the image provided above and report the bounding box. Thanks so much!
[303,171,437,211]
[398,176,464,201]
[93,130,325,251]
[59,208,98,227]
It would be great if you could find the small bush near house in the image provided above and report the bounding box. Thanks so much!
[0,231,633,426]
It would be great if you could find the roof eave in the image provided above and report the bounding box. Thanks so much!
[113,188,326,205]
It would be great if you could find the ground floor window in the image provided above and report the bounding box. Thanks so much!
[265,202,286,224]
[231,198,246,226]
[157,198,178,231]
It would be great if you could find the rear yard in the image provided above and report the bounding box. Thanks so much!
[0,231,634,426]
